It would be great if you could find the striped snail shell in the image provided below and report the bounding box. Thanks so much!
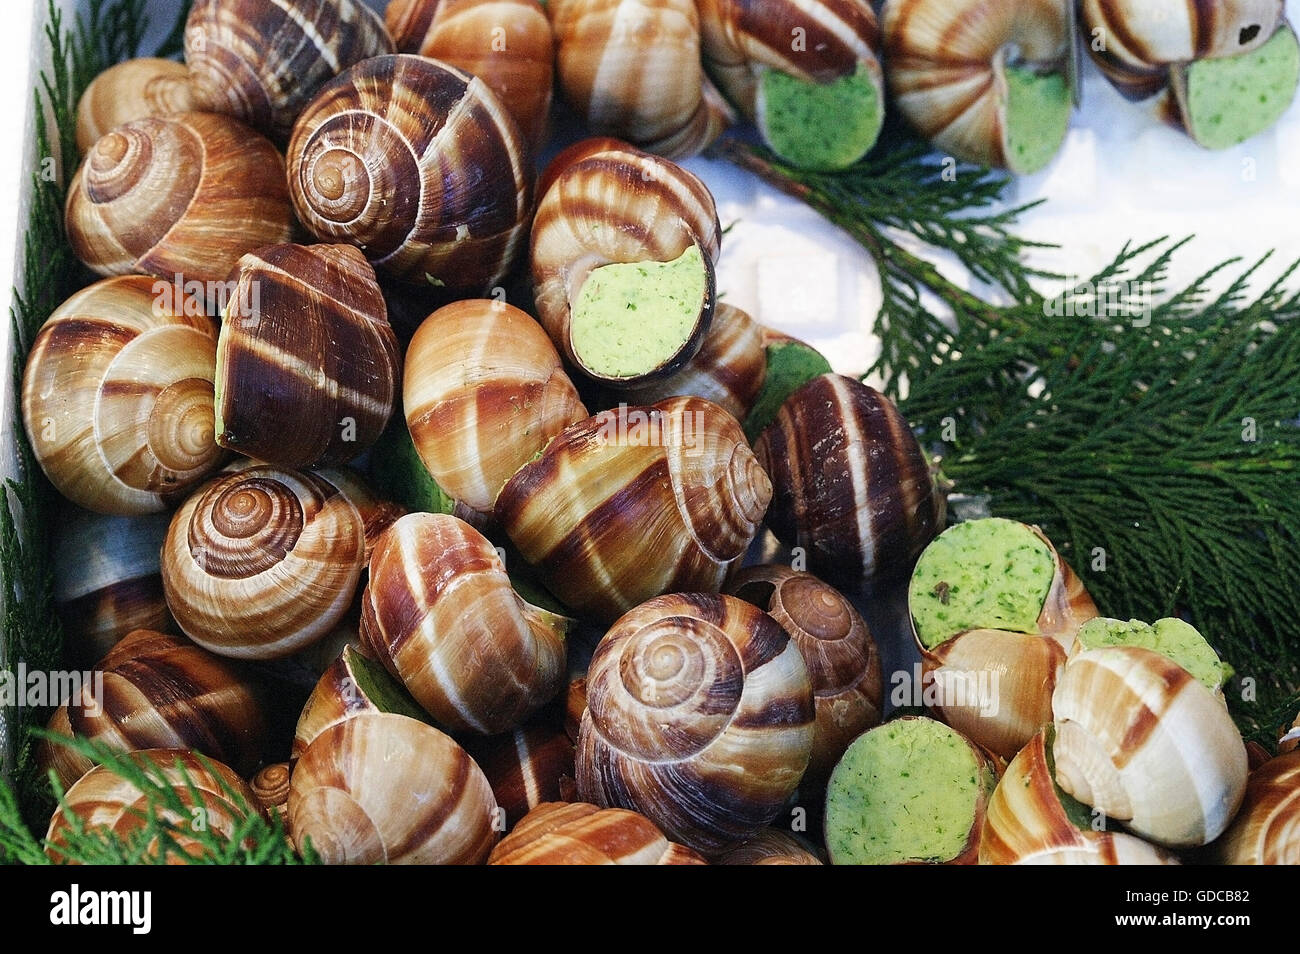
[386,0,554,149]
[755,373,943,586]
[161,465,381,659]
[66,112,295,284]
[46,749,261,864]
[980,730,1180,865]
[185,0,396,141]
[698,0,886,170]
[462,704,578,829]
[881,0,1072,172]
[576,593,815,854]
[403,300,588,518]
[530,138,722,387]
[620,303,767,422]
[293,643,432,759]
[489,802,708,864]
[287,54,533,293]
[215,243,401,469]
[908,518,1099,761]
[1052,647,1248,848]
[496,397,772,624]
[288,712,500,864]
[1213,752,1300,865]
[54,505,172,666]
[727,564,882,777]
[548,0,734,158]
[360,512,570,734]
[39,629,267,790]
[251,763,292,824]
[715,828,823,865]
[75,58,196,155]
[21,276,226,515]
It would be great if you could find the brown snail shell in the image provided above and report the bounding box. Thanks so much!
[288,712,500,864]
[495,396,772,624]
[548,0,734,158]
[359,512,570,734]
[38,629,267,790]
[980,730,1180,865]
[530,138,722,386]
[161,465,382,659]
[287,54,534,293]
[66,112,294,284]
[386,0,554,149]
[462,706,578,830]
[1213,751,1300,865]
[755,373,944,585]
[215,243,401,469]
[488,802,708,864]
[75,58,196,155]
[715,828,823,865]
[576,593,815,854]
[728,564,882,777]
[403,299,588,518]
[46,749,262,864]
[21,276,226,515]
[185,0,396,141]
[54,505,173,666]
[251,763,293,823]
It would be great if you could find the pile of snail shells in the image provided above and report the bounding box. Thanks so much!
[26,0,1297,866]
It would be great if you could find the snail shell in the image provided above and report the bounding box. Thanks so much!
[403,300,588,518]
[495,397,772,624]
[1052,647,1248,848]
[21,276,226,515]
[530,138,722,385]
[881,0,1070,170]
[54,505,172,666]
[755,373,943,585]
[1213,752,1300,865]
[39,629,268,790]
[462,710,578,830]
[75,58,196,155]
[980,730,1180,865]
[727,565,881,777]
[215,243,401,469]
[251,763,292,823]
[185,0,396,141]
[548,0,734,158]
[288,712,500,864]
[66,112,295,284]
[715,828,823,865]
[620,303,767,422]
[161,465,381,659]
[360,512,569,734]
[489,802,708,864]
[46,749,261,864]
[287,54,534,293]
[576,593,815,854]
[386,0,554,149]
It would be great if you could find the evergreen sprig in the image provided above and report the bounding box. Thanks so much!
[725,141,1300,747]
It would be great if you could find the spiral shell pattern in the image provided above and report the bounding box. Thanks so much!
[882,0,1069,168]
[66,112,294,284]
[21,276,225,515]
[75,58,196,155]
[46,749,260,864]
[489,801,708,864]
[387,0,554,148]
[216,243,401,469]
[728,564,882,776]
[496,397,772,623]
[755,373,942,584]
[577,593,814,854]
[288,54,533,293]
[531,139,721,376]
[360,512,569,734]
[162,466,367,659]
[288,712,500,864]
[186,0,396,140]
[403,300,588,517]
[548,0,734,158]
